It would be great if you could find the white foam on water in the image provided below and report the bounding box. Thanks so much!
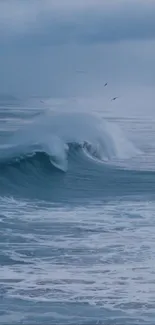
[0,196,155,321]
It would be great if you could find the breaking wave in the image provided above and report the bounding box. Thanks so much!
[0,111,140,172]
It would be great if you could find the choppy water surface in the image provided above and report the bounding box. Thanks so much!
[0,98,155,324]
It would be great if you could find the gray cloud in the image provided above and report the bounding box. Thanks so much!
[0,0,155,97]
[0,0,155,46]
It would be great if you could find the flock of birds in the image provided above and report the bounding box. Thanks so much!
[40,79,119,104]
[104,82,119,101]
[76,70,120,102]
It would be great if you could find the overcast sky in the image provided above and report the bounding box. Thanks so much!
[0,0,155,97]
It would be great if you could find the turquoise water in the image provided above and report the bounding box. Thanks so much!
[0,98,155,324]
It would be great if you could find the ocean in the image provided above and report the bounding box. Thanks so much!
[0,96,155,324]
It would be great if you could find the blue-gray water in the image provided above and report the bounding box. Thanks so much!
[0,98,155,324]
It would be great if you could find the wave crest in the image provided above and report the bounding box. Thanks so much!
[0,112,140,172]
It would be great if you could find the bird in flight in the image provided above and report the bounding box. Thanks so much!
[104,82,108,87]
[111,96,119,101]
[76,70,85,74]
